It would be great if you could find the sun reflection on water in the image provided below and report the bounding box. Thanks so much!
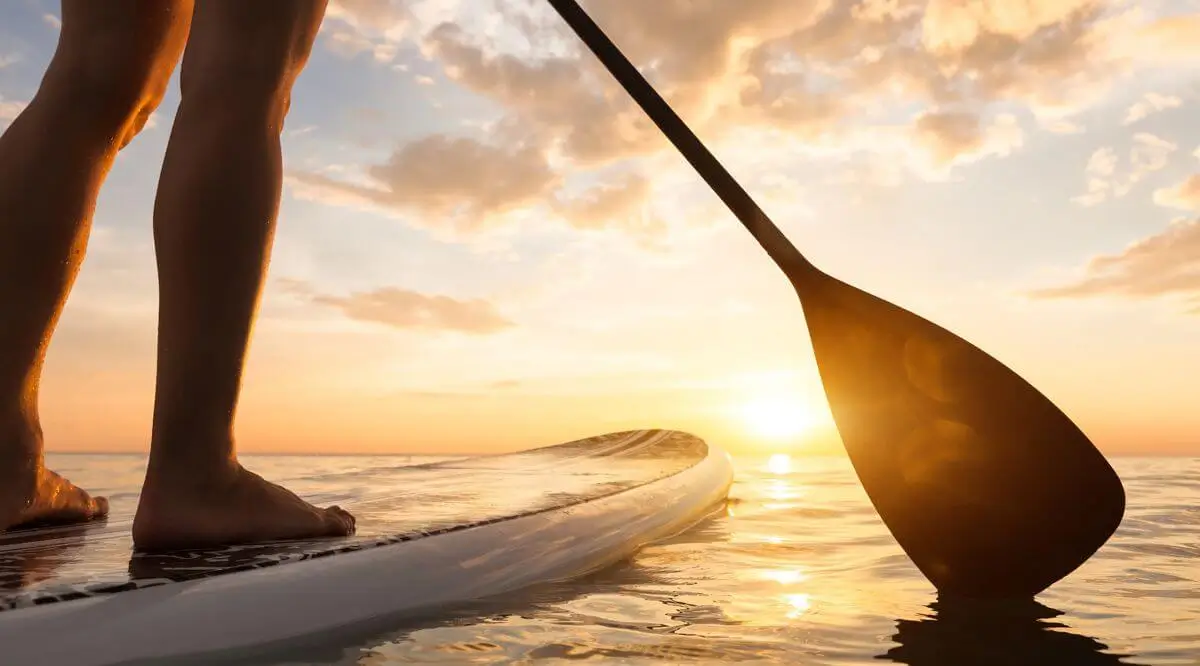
[761,568,808,585]
[784,593,812,619]
[766,478,798,500]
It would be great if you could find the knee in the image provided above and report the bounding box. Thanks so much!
[42,38,174,137]
[178,45,312,129]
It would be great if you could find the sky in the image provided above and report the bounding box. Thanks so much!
[1,0,1198,456]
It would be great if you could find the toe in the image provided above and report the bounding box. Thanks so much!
[92,496,110,519]
[324,507,354,536]
[330,505,355,526]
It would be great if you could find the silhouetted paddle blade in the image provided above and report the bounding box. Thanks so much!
[799,274,1125,598]
[547,0,1126,599]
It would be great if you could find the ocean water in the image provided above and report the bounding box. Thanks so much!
[42,452,1200,665]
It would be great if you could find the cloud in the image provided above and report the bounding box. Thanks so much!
[921,0,1094,50]
[878,0,1133,116]
[1073,133,1177,206]
[0,54,19,69]
[0,97,27,119]
[421,21,664,166]
[396,5,1168,164]
[578,0,830,124]
[308,286,515,334]
[550,172,665,238]
[42,13,61,30]
[910,109,1024,169]
[412,2,1150,176]
[1128,13,1200,64]
[1073,146,1118,206]
[1029,218,1200,312]
[1153,175,1200,211]
[413,4,854,169]
[732,44,846,137]
[320,0,412,62]
[299,1,1200,242]
[287,134,560,234]
[287,124,318,137]
[328,0,410,30]
[287,131,669,241]
[322,23,379,59]
[0,97,27,130]
[417,3,870,158]
[1040,117,1085,134]
[1123,92,1183,125]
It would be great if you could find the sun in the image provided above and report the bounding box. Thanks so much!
[739,396,816,441]
[766,453,792,475]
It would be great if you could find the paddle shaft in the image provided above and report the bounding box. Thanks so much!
[545,0,817,278]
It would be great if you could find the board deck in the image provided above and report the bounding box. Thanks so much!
[0,429,709,612]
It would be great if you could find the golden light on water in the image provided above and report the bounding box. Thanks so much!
[767,479,798,499]
[765,478,801,511]
[762,568,807,585]
[765,455,799,509]
[784,593,811,618]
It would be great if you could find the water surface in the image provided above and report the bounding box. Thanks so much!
[46,453,1200,665]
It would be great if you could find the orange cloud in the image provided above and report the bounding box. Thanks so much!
[422,21,663,166]
[1124,92,1183,126]
[1132,13,1200,63]
[286,132,671,240]
[321,0,411,61]
[1153,175,1200,212]
[305,1,1193,228]
[910,109,1023,168]
[1073,133,1177,207]
[1029,218,1200,312]
[328,0,409,30]
[550,172,665,238]
[287,134,560,233]
[310,286,515,334]
[412,2,1146,180]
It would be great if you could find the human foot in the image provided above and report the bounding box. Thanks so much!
[0,458,109,532]
[132,462,355,552]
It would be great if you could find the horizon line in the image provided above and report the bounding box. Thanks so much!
[44,449,1200,458]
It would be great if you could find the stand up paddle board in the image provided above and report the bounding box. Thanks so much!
[0,429,733,665]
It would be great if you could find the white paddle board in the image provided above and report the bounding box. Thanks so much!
[0,429,732,665]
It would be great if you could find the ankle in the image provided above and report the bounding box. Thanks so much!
[0,413,42,460]
[144,448,239,491]
[148,420,236,468]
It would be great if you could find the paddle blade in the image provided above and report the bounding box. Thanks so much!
[798,275,1125,599]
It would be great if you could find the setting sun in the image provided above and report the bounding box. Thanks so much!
[740,397,817,440]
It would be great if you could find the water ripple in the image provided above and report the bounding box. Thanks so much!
[44,452,1200,665]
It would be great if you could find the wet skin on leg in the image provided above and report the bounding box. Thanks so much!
[0,0,193,531]
[131,0,354,552]
[0,0,354,547]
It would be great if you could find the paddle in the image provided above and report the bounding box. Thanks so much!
[545,0,1126,599]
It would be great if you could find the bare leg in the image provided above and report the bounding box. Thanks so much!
[132,0,354,552]
[0,1,192,531]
